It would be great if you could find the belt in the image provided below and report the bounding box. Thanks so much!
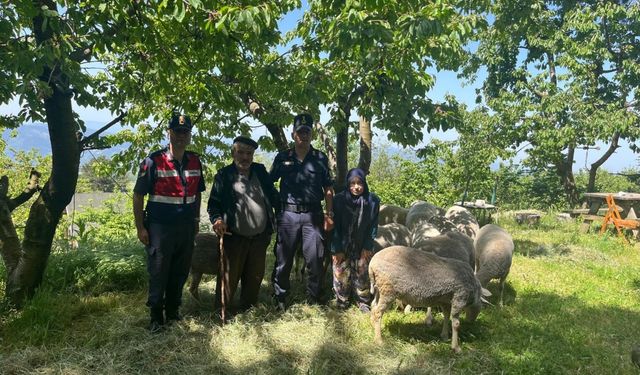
[230,231,266,240]
[283,203,321,213]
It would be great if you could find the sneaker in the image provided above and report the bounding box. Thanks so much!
[359,304,371,314]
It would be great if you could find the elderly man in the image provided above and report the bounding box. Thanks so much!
[133,113,205,333]
[207,136,280,313]
[270,113,335,310]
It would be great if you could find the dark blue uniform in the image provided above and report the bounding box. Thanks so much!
[271,146,333,303]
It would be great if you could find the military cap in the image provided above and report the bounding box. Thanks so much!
[233,135,259,150]
[168,113,193,131]
[293,113,313,132]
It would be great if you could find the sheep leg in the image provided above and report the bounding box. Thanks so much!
[450,313,462,354]
[189,271,202,301]
[440,305,450,341]
[372,294,394,344]
[425,306,433,327]
[499,277,506,307]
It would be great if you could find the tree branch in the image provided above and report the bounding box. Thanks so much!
[79,112,127,149]
[8,170,41,212]
[590,132,620,171]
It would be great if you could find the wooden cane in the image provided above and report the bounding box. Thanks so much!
[219,232,227,324]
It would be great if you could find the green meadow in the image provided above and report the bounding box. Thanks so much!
[1,214,639,374]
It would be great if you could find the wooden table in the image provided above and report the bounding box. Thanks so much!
[581,192,640,233]
[454,200,497,226]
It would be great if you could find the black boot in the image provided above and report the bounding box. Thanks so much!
[149,307,165,333]
[165,307,182,324]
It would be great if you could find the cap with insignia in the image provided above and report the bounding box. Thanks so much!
[169,113,193,131]
[293,113,313,132]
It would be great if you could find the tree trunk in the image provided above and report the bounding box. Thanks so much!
[547,52,580,205]
[587,132,620,193]
[556,146,580,206]
[314,122,337,176]
[357,115,372,174]
[336,126,348,190]
[264,122,289,152]
[335,100,351,190]
[0,2,81,307]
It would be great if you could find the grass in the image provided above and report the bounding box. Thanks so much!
[2,214,640,374]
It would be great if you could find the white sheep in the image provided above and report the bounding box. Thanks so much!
[378,204,409,226]
[412,231,476,326]
[406,201,440,230]
[410,221,441,249]
[369,245,490,353]
[428,215,458,234]
[474,224,514,306]
[445,205,480,239]
[418,231,475,269]
[373,223,411,252]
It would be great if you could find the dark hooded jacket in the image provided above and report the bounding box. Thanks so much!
[330,168,380,258]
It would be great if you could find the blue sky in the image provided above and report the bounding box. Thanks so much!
[1,3,637,173]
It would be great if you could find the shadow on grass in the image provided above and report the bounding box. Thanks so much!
[377,290,640,374]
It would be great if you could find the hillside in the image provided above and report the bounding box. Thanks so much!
[1,122,128,162]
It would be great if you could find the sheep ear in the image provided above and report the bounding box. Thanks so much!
[481,296,494,306]
[481,287,492,297]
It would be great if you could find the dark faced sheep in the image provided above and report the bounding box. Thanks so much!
[188,232,219,300]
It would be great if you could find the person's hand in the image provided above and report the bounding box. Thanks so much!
[212,219,227,237]
[332,252,345,265]
[324,215,334,232]
[361,249,373,263]
[137,227,149,246]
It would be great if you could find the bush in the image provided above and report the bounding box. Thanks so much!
[45,244,146,295]
[575,168,639,195]
[56,193,135,247]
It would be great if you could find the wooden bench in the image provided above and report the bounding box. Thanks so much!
[564,207,623,218]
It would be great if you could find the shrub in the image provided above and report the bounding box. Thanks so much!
[45,243,146,295]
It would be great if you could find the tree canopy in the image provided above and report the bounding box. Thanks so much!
[464,0,640,203]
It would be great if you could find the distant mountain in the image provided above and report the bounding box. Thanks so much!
[2,122,128,163]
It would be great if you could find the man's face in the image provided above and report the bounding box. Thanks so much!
[232,142,255,172]
[169,128,191,148]
[292,127,312,146]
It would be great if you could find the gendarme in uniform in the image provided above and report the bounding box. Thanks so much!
[133,113,205,332]
[270,113,334,308]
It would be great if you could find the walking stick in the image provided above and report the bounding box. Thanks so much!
[219,232,227,324]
